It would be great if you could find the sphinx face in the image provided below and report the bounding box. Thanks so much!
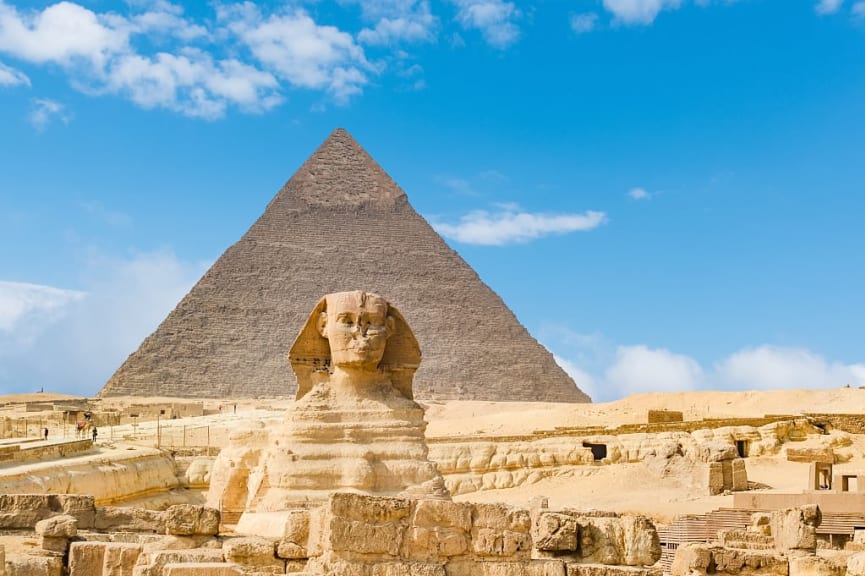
[321,291,391,370]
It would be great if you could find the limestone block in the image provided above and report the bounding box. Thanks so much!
[162,563,243,576]
[567,565,662,576]
[70,542,142,576]
[731,459,748,491]
[95,507,166,533]
[35,514,77,538]
[771,505,821,553]
[133,549,225,576]
[309,559,445,576]
[445,560,566,576]
[534,512,579,552]
[575,514,660,566]
[40,536,69,553]
[142,536,214,553]
[471,528,532,558]
[786,448,834,464]
[404,526,468,560]
[849,552,865,576]
[4,555,64,576]
[223,537,283,574]
[277,541,307,559]
[671,543,786,576]
[789,555,845,576]
[0,494,95,530]
[473,503,532,532]
[330,517,404,556]
[748,513,772,536]
[165,505,219,536]
[330,493,411,524]
[0,544,4,576]
[412,499,472,531]
[184,458,213,488]
[700,442,739,462]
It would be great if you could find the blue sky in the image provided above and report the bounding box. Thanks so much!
[1,0,864,401]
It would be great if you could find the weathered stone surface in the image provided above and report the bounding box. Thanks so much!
[0,494,95,530]
[445,560,566,576]
[404,526,468,560]
[4,555,64,576]
[786,447,834,464]
[277,541,307,559]
[0,544,5,576]
[671,543,787,576]
[412,499,472,531]
[771,505,821,553]
[165,505,219,536]
[35,514,77,538]
[40,536,69,553]
[99,128,587,404]
[308,559,446,576]
[330,517,404,556]
[473,503,532,532]
[534,512,579,552]
[566,565,662,576]
[471,528,532,558]
[789,555,846,576]
[848,551,865,576]
[162,562,244,575]
[575,514,660,566]
[95,506,166,533]
[134,549,225,576]
[69,542,142,576]
[223,537,283,574]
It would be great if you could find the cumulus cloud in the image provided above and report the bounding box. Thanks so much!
[714,346,865,390]
[815,0,844,14]
[0,249,206,396]
[628,187,651,200]
[29,98,71,130]
[432,205,607,245]
[358,1,438,45]
[222,6,371,103]
[602,0,682,25]
[450,0,520,48]
[0,60,28,86]
[570,13,598,34]
[549,330,865,402]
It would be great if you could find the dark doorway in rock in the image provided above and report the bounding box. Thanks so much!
[583,442,607,461]
[736,440,749,458]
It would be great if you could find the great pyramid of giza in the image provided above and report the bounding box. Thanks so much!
[99,129,590,402]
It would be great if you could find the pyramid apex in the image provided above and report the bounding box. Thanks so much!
[280,128,406,210]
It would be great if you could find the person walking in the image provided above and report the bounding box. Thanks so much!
[92,427,98,443]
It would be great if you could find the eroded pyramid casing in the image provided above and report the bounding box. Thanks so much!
[100,129,590,402]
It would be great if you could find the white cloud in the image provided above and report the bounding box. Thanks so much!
[605,345,703,398]
[714,346,865,390]
[223,6,371,103]
[570,12,598,34]
[549,331,865,402]
[0,281,84,333]
[0,60,28,86]
[853,1,865,16]
[0,1,128,68]
[602,0,682,25]
[432,205,607,245]
[0,249,206,396]
[358,1,437,45]
[29,98,71,130]
[628,187,651,200]
[451,0,520,48]
[815,0,844,14]
[104,50,282,119]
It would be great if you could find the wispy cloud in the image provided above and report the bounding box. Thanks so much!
[815,0,844,14]
[570,12,598,34]
[357,1,438,45]
[450,0,521,48]
[432,204,607,245]
[29,98,70,130]
[0,60,28,86]
[81,202,132,229]
[628,187,652,200]
[853,1,865,16]
[0,249,206,396]
[602,0,683,25]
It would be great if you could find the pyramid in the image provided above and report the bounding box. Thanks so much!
[99,129,590,403]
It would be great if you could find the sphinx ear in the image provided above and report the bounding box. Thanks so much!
[386,315,396,337]
[317,311,328,338]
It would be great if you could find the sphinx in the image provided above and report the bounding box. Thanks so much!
[207,291,448,532]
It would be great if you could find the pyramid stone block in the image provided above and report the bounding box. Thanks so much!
[99,129,589,403]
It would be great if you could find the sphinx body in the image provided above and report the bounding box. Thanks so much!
[207,291,448,529]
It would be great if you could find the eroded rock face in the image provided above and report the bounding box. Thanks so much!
[208,292,448,522]
[771,505,821,554]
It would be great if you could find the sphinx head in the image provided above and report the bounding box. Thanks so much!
[289,291,421,400]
